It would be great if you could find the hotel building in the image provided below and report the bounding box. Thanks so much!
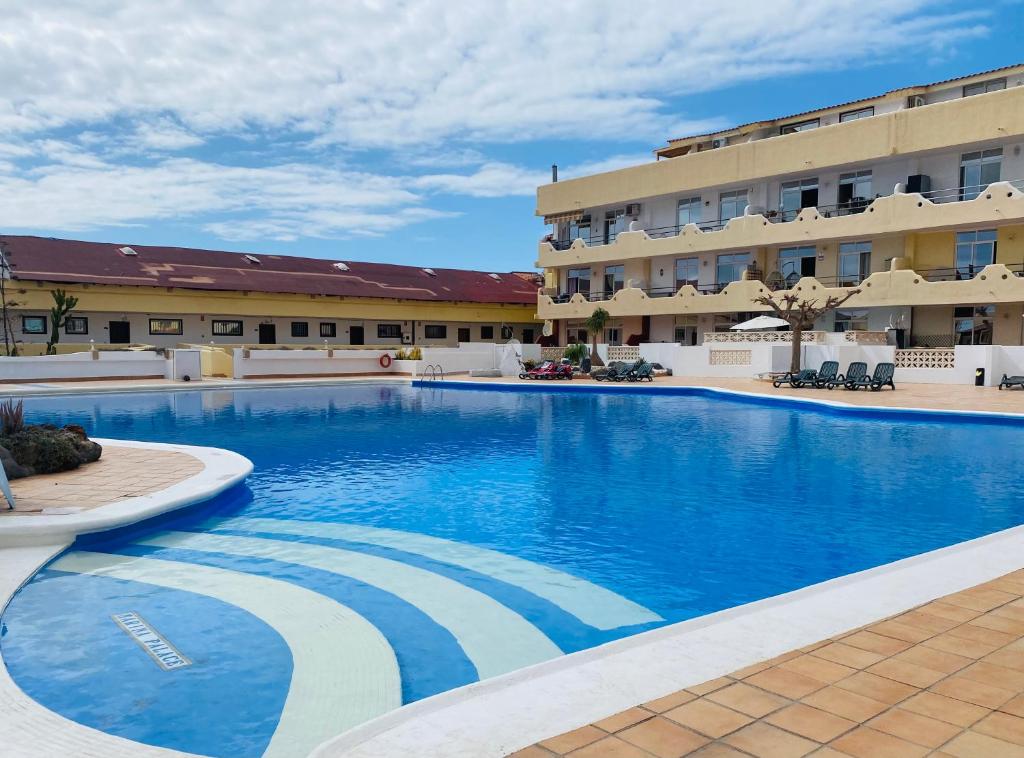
[536,65,1024,351]
[0,236,541,351]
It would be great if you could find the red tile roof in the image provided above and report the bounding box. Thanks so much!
[0,236,540,305]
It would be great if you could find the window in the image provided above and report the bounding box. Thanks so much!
[291,321,309,338]
[676,197,702,228]
[954,305,995,345]
[212,319,243,337]
[840,106,874,122]
[603,264,624,295]
[64,316,88,335]
[319,322,337,338]
[566,267,591,296]
[674,317,698,346]
[458,327,471,343]
[964,78,1006,97]
[779,177,818,220]
[377,323,401,339]
[480,325,494,340]
[839,241,872,286]
[960,149,1001,200]
[719,190,747,221]
[569,217,591,243]
[603,210,626,244]
[834,309,869,332]
[522,328,535,344]
[501,325,513,340]
[149,318,182,335]
[675,257,699,289]
[566,327,588,344]
[838,170,872,211]
[778,246,817,286]
[424,325,447,339]
[716,253,751,286]
[604,328,622,346]
[955,230,997,278]
[22,315,46,334]
[779,118,819,135]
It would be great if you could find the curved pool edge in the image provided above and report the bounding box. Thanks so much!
[0,438,251,758]
[311,515,1024,758]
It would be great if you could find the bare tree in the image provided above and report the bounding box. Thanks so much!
[753,289,861,373]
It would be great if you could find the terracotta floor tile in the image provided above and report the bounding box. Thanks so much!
[916,602,986,624]
[663,699,753,739]
[1001,694,1024,718]
[970,614,1024,636]
[947,622,1018,647]
[802,686,890,723]
[865,659,946,688]
[594,708,654,734]
[707,682,789,718]
[866,708,962,748]
[686,677,734,697]
[942,588,1018,612]
[891,645,973,675]
[958,660,1024,691]
[972,711,1024,746]
[746,668,827,699]
[925,631,1007,659]
[539,725,607,754]
[810,642,884,670]
[508,747,556,758]
[930,675,1016,709]
[567,735,651,758]
[992,604,1024,624]
[730,659,774,679]
[829,726,929,758]
[866,620,935,644]
[899,691,988,727]
[841,631,912,656]
[896,610,960,635]
[981,646,1024,673]
[618,717,709,757]
[722,722,819,758]
[833,672,917,706]
[764,703,856,742]
[688,745,749,758]
[779,656,857,685]
[939,730,1024,758]
[808,750,853,758]
[643,690,698,713]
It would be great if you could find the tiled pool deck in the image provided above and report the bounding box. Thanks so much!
[1,444,205,514]
[516,574,1024,758]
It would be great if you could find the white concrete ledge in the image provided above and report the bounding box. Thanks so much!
[0,439,253,547]
[312,523,1024,758]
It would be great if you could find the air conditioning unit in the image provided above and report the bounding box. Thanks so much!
[907,95,926,108]
[711,138,726,149]
[625,203,642,216]
[401,333,413,344]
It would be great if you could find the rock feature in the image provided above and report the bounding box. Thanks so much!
[0,424,103,479]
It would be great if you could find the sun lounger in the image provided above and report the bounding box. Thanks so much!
[812,361,840,388]
[826,361,867,390]
[773,368,818,388]
[848,362,896,391]
[626,362,655,382]
[998,374,1024,390]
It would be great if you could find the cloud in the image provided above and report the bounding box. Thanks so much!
[0,1,988,147]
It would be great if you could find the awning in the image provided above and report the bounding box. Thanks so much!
[543,211,583,226]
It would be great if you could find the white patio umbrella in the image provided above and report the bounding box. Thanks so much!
[729,315,789,331]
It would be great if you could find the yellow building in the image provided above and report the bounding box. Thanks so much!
[536,65,1024,350]
[0,236,541,351]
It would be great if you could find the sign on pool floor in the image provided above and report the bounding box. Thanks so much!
[111,611,192,671]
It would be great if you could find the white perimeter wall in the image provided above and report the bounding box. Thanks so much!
[0,350,171,382]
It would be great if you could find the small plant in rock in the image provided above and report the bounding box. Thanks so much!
[395,348,408,360]
[408,347,423,360]
[563,343,589,365]
[0,398,24,435]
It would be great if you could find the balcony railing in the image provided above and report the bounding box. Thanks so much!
[545,180,1024,251]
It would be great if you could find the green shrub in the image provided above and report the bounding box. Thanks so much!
[563,343,589,365]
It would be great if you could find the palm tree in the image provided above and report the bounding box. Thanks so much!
[585,307,610,367]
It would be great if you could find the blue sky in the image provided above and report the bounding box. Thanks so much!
[1,1,1021,272]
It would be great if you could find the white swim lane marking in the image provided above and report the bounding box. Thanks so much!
[52,551,400,758]
[139,530,563,679]
[211,517,663,630]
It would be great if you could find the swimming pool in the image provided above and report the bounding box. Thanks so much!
[4,383,1024,757]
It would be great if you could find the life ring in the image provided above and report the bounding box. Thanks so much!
[379,353,393,369]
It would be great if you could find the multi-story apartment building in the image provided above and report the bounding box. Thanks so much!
[536,65,1024,350]
[0,236,541,351]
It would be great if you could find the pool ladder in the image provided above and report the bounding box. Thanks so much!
[422,363,445,381]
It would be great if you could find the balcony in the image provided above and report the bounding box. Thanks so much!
[537,261,1024,321]
[538,180,1024,269]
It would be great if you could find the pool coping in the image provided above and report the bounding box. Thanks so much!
[0,439,254,547]
[0,438,251,758]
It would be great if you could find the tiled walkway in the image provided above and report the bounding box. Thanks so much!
[516,572,1024,758]
[1,444,204,514]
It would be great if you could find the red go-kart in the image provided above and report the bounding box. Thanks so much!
[520,360,573,380]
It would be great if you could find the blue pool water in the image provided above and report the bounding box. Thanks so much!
[4,383,1024,757]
